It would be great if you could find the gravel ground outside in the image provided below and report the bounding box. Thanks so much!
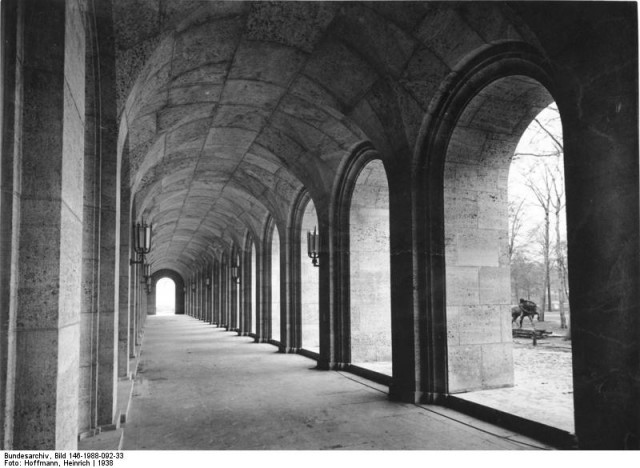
[352,312,575,433]
[457,311,574,433]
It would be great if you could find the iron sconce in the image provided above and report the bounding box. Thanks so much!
[307,226,319,267]
[130,221,152,265]
[231,264,240,284]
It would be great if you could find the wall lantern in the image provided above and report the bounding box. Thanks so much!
[191,282,196,292]
[130,221,152,265]
[231,264,240,284]
[307,226,319,267]
[206,277,211,289]
[141,263,151,283]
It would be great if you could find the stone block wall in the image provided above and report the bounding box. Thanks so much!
[444,127,514,392]
[444,76,553,393]
[349,160,391,364]
[300,201,319,351]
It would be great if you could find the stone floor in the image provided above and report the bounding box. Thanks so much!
[121,315,552,450]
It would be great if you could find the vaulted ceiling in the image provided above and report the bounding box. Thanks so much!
[114,1,538,278]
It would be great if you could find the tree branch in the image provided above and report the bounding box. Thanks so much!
[534,117,564,152]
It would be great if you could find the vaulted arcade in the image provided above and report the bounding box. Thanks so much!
[0,0,637,451]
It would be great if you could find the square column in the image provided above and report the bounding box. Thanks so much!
[117,158,131,378]
[9,0,86,449]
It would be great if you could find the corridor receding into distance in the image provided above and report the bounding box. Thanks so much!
[122,315,548,450]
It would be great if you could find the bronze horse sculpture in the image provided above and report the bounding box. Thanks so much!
[511,298,539,328]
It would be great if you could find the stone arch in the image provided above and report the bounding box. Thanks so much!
[285,189,322,356]
[413,41,559,400]
[150,269,185,316]
[219,252,229,329]
[259,216,278,345]
[442,77,555,393]
[229,244,242,334]
[350,160,392,372]
[269,220,283,346]
[253,216,270,342]
[241,232,257,337]
[329,142,392,379]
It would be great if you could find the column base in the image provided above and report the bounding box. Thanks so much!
[417,391,447,405]
[78,428,100,441]
[388,385,439,404]
[316,360,349,370]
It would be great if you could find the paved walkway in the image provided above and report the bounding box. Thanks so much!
[122,315,551,450]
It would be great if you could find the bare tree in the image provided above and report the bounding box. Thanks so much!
[548,148,570,330]
[525,162,555,322]
[510,104,567,324]
[508,198,526,261]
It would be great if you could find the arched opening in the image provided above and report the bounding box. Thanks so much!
[212,260,220,325]
[251,242,257,335]
[155,278,176,316]
[271,225,281,343]
[442,75,573,433]
[349,159,392,375]
[221,256,228,328]
[149,269,185,316]
[300,199,320,353]
[235,252,241,333]
[504,103,573,431]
